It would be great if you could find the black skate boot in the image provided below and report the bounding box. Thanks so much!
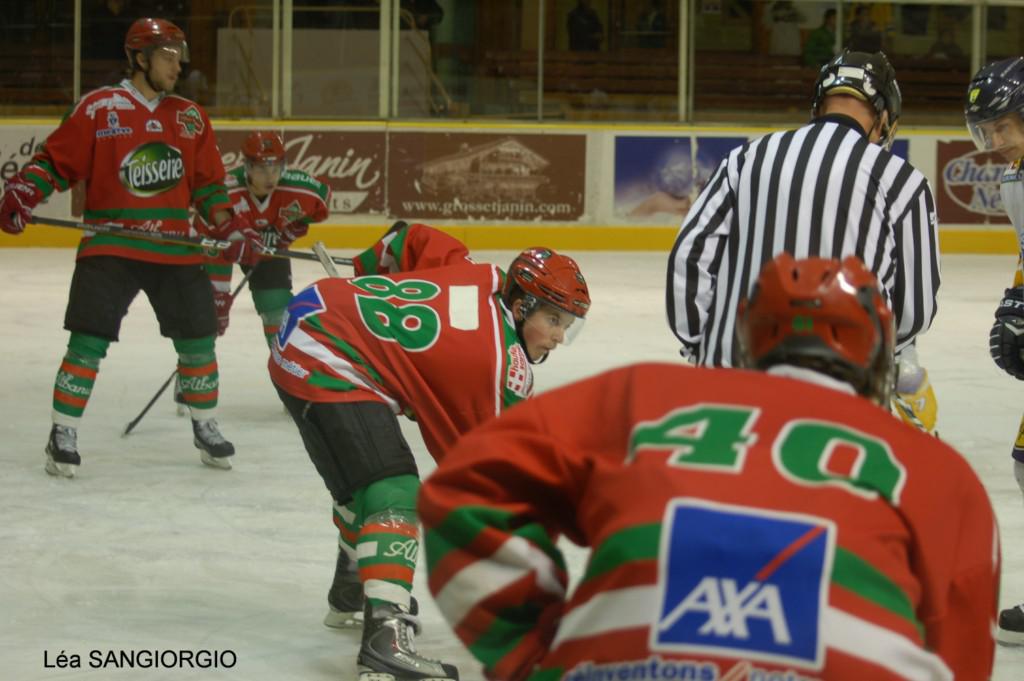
[357,600,458,681]
[44,424,81,478]
[173,379,188,417]
[324,549,364,629]
[192,418,235,470]
[999,603,1024,645]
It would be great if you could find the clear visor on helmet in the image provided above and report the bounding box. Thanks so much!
[149,40,189,63]
[245,159,285,188]
[966,112,1024,152]
[527,300,587,346]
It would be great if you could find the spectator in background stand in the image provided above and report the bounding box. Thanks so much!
[767,0,802,57]
[803,8,837,67]
[85,0,133,60]
[848,5,883,53]
[401,0,443,31]
[927,26,964,60]
[636,0,668,49]
[83,0,134,89]
[134,0,188,20]
[568,0,602,52]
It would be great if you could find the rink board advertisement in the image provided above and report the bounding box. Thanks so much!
[0,120,1016,252]
[387,132,587,221]
[934,140,1011,226]
[612,136,911,224]
[215,129,386,215]
[613,136,746,222]
[0,128,45,182]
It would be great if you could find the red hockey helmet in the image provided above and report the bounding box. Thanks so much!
[124,18,189,64]
[503,247,590,323]
[736,253,895,404]
[243,131,286,165]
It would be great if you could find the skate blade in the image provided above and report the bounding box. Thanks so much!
[199,451,233,470]
[358,668,454,681]
[324,607,363,629]
[44,457,77,478]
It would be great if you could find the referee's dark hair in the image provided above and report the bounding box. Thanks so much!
[667,50,939,368]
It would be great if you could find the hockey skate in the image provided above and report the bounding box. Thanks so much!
[192,418,235,469]
[999,603,1024,645]
[324,550,364,629]
[357,600,458,681]
[44,424,81,478]
[172,379,188,417]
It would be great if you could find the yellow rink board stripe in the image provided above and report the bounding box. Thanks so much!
[0,224,1017,255]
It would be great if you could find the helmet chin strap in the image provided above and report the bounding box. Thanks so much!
[871,112,896,151]
[512,295,547,365]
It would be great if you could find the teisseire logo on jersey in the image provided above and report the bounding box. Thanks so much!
[119,142,185,197]
[652,499,834,671]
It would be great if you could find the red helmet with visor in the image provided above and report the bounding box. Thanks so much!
[503,247,590,349]
[124,18,189,65]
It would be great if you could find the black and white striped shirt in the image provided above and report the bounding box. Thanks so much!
[666,114,940,367]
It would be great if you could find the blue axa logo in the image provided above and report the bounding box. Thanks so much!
[651,499,835,670]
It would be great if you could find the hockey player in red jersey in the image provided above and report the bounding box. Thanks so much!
[0,18,262,476]
[269,222,590,680]
[420,253,999,681]
[198,130,330,343]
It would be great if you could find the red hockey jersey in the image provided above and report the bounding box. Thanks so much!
[22,79,229,264]
[269,224,532,461]
[419,363,999,681]
[196,165,330,261]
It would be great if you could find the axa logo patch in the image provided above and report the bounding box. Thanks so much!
[651,499,835,670]
[278,199,304,223]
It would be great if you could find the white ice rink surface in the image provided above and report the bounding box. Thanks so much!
[2,248,1024,681]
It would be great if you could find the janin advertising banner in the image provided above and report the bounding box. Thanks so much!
[215,129,386,215]
[388,132,586,221]
[935,140,1010,225]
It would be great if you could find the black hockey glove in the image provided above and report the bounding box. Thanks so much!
[991,287,1024,379]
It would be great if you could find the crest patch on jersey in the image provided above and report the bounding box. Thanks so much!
[96,111,133,139]
[506,343,533,398]
[146,119,163,133]
[651,498,834,671]
[278,199,304,224]
[176,105,204,138]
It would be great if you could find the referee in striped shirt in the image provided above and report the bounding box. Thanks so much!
[667,50,939,371]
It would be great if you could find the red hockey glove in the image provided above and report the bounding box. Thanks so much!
[275,218,309,249]
[211,211,254,239]
[214,289,233,336]
[260,219,309,252]
[0,178,42,235]
[222,226,266,266]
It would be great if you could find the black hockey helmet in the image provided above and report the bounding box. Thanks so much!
[965,57,1024,151]
[812,50,901,150]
